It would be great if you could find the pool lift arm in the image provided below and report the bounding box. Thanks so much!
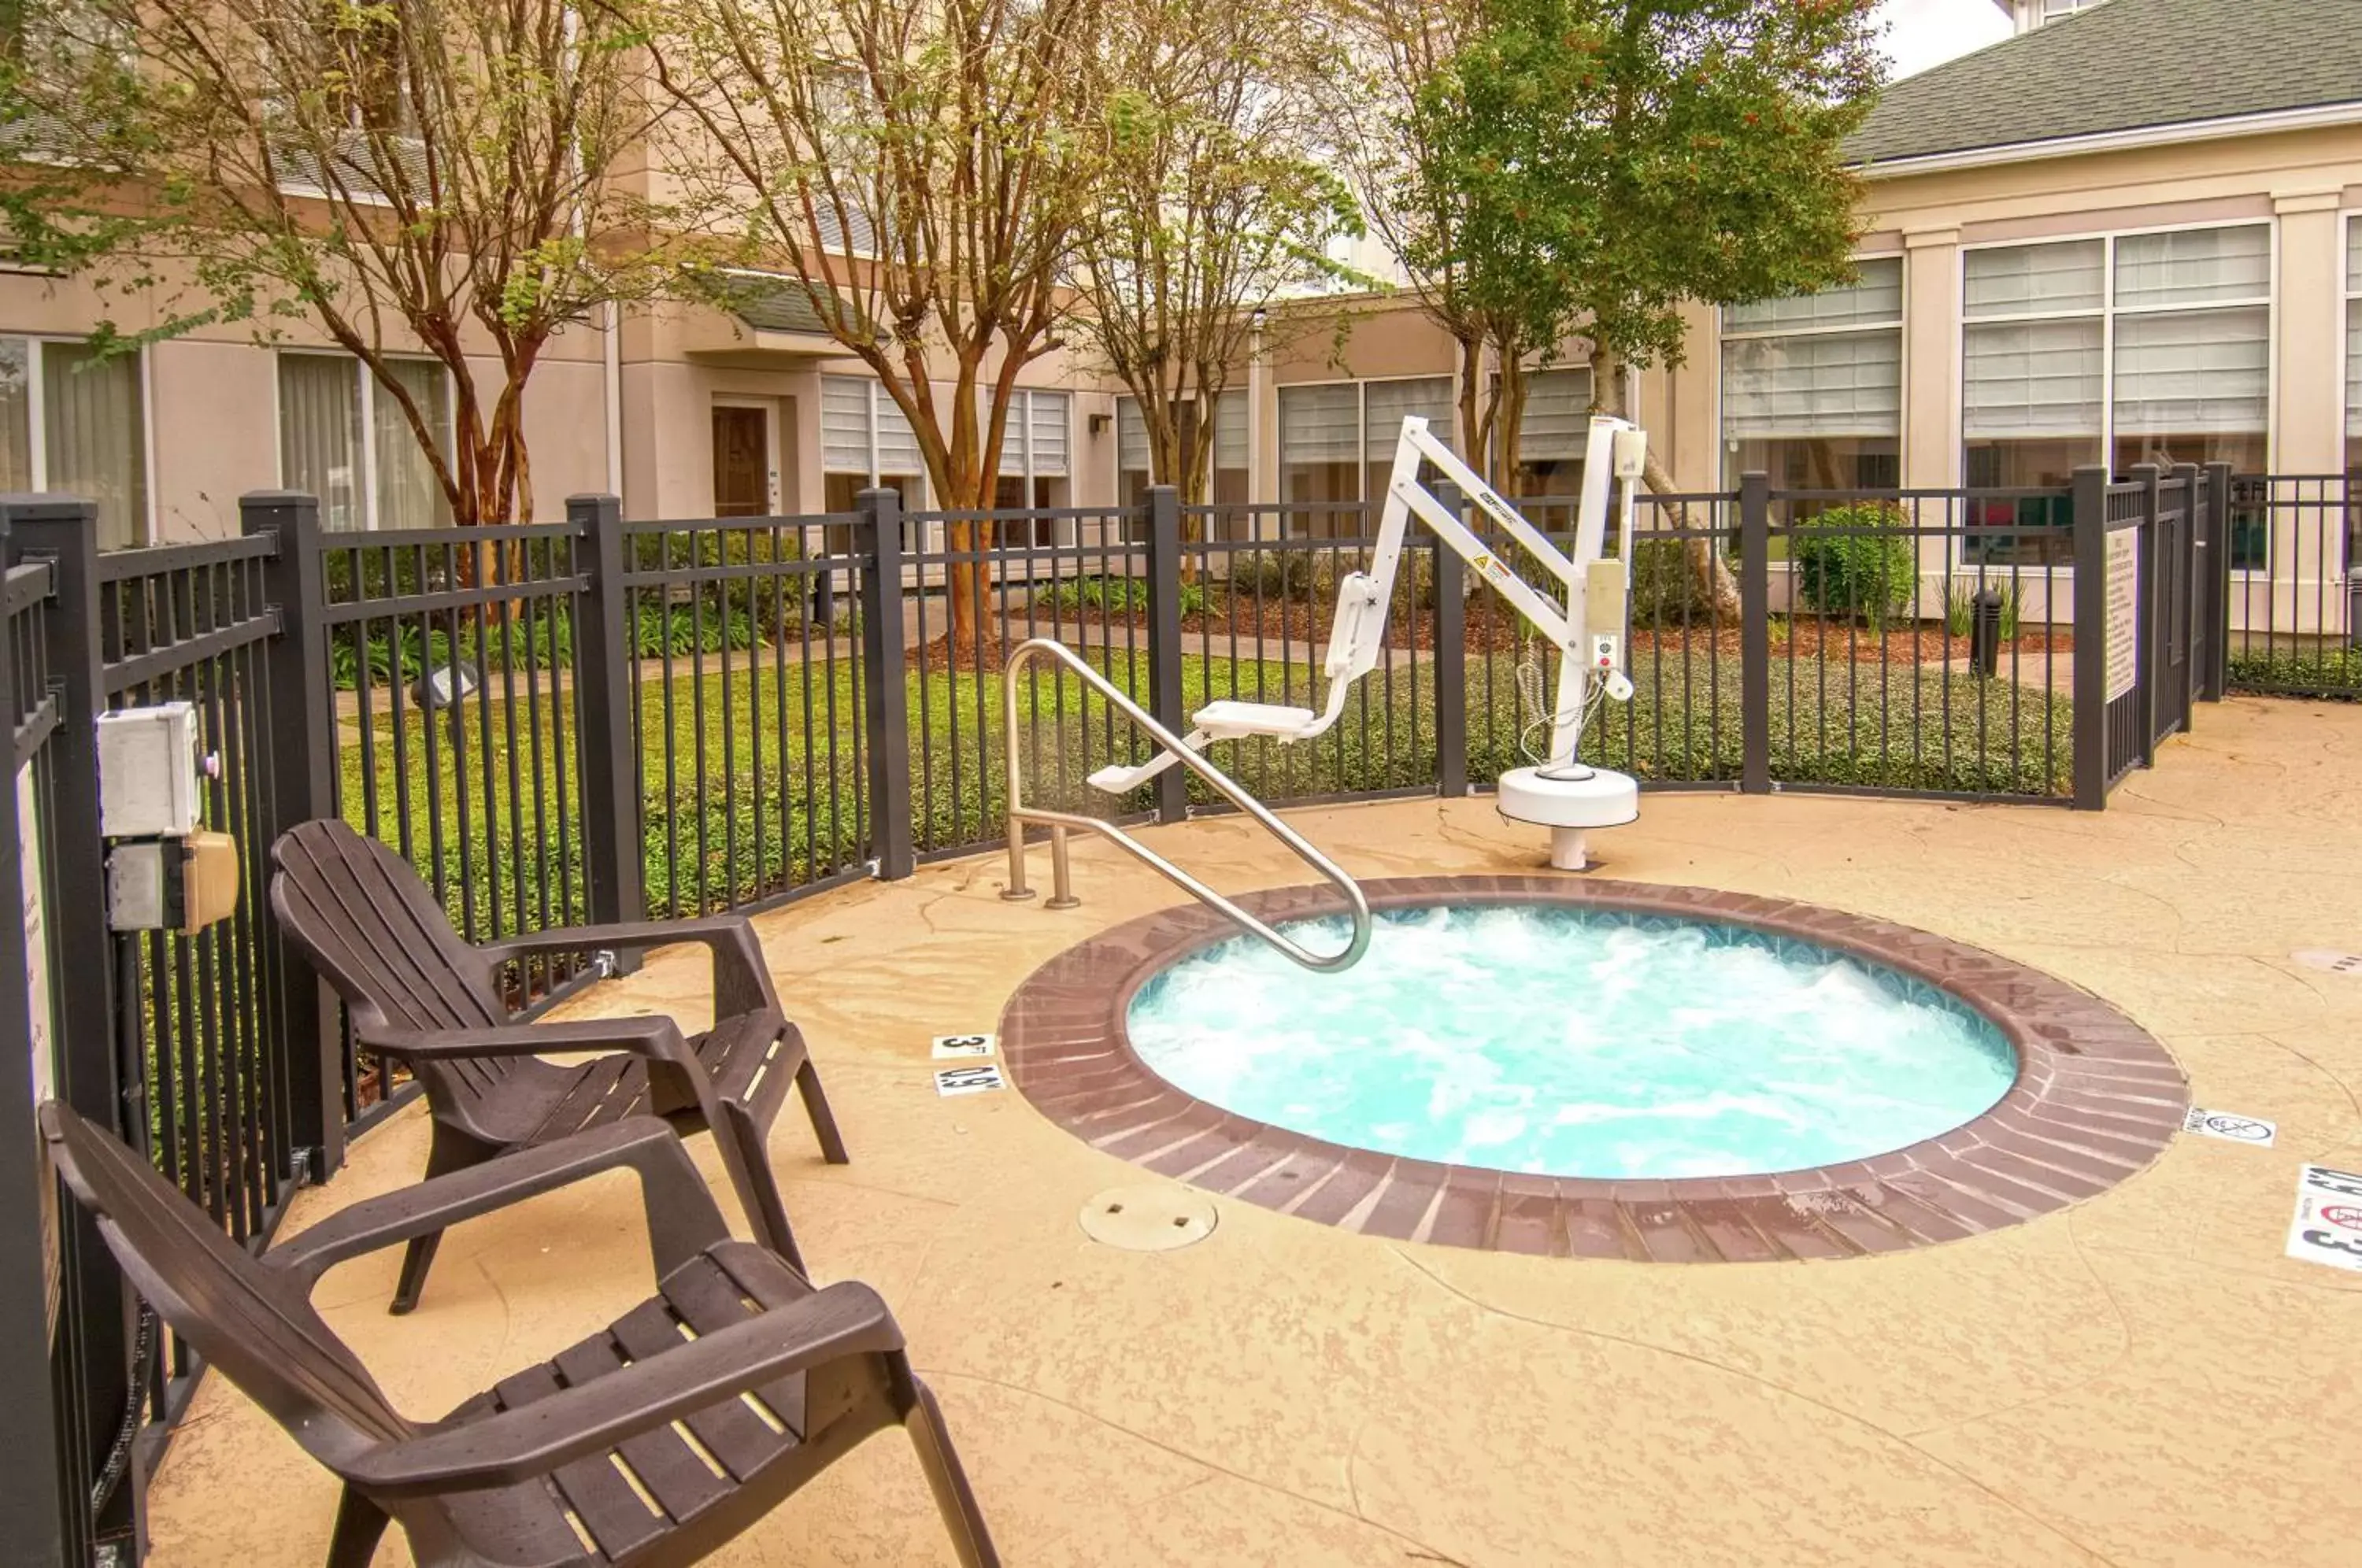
[1083,412,1648,871]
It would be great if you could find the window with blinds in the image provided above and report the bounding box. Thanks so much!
[1720,260,1902,442]
[1516,367,1594,460]
[1723,259,1903,335]
[1279,383,1358,464]
[1116,391,1248,497]
[2346,216,2360,448]
[1960,225,2271,568]
[820,375,924,479]
[2113,307,2268,435]
[1964,316,2102,441]
[992,388,1069,478]
[1721,333,1901,438]
[1362,377,1452,456]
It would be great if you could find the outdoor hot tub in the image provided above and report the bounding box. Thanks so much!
[999,876,2186,1262]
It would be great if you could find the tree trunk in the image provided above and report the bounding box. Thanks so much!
[1594,345,1739,618]
[1453,332,1486,463]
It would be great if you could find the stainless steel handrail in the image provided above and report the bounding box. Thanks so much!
[1000,637,1372,972]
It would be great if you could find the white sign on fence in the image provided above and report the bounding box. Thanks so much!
[20,763,57,1341]
[2284,1165,2362,1273]
[2105,529,2139,701]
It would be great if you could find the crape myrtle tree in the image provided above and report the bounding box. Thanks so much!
[635,0,1113,649]
[0,0,692,528]
[1067,0,1363,530]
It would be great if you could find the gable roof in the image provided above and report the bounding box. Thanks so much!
[1851,0,2362,168]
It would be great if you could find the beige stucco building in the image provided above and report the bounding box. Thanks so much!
[0,0,2352,587]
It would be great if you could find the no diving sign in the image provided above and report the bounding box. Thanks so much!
[2285,1166,2362,1273]
[2182,1108,2276,1147]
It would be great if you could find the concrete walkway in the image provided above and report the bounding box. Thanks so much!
[150,696,2362,1566]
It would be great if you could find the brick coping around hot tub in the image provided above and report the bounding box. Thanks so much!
[998,875,2188,1263]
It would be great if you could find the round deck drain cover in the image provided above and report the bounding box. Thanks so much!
[2292,949,2362,974]
[1079,1185,1217,1252]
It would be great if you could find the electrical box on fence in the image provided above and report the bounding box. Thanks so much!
[108,833,240,935]
[97,701,238,934]
[96,701,204,837]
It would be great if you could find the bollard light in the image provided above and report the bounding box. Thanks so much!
[1970,587,2005,679]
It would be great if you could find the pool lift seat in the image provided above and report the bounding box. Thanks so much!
[1001,413,1646,972]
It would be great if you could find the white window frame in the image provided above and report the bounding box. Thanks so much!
[1714,253,1908,488]
[1276,373,1453,502]
[2344,212,2360,467]
[1958,217,2276,573]
[272,349,458,531]
[2,333,157,548]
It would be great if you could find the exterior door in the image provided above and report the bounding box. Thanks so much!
[712,405,772,518]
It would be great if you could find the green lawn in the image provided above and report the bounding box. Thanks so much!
[339,643,2074,929]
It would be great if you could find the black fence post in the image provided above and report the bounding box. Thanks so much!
[1432,481,1468,800]
[243,493,344,1178]
[567,496,646,936]
[1145,486,1188,825]
[2131,464,2160,767]
[2071,466,2110,809]
[857,488,914,880]
[11,496,135,1547]
[0,506,68,1568]
[2171,463,2200,734]
[2203,460,2233,703]
[1738,472,1772,795]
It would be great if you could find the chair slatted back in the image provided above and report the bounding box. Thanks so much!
[269,819,516,1103]
[39,1103,412,1460]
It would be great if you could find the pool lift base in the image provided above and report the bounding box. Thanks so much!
[998,412,1649,970]
[1497,763,1640,871]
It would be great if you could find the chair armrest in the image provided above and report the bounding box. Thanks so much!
[342,1282,903,1498]
[264,1119,731,1292]
[475,916,779,1022]
[357,1015,696,1067]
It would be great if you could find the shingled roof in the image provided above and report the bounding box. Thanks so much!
[713,272,852,338]
[1851,0,2362,167]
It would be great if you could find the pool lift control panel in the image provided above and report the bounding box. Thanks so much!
[1080,412,1645,872]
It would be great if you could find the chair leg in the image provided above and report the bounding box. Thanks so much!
[390,1127,476,1315]
[713,1102,807,1275]
[794,1056,850,1165]
[903,1375,999,1568]
[325,1485,389,1568]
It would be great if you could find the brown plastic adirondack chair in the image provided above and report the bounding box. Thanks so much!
[270,819,846,1312]
[39,1104,997,1568]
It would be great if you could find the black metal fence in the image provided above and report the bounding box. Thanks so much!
[2220,474,2362,697]
[0,457,2230,1563]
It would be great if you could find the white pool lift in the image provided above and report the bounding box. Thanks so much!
[999,412,1647,969]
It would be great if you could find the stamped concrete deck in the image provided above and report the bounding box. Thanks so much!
[152,696,2362,1567]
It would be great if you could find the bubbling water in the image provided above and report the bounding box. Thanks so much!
[1124,904,2016,1180]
